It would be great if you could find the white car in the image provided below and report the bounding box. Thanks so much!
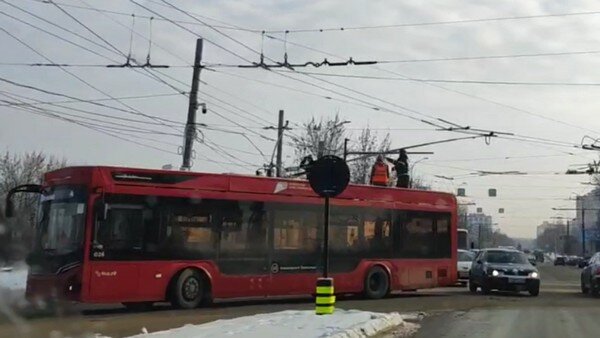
[458,249,476,285]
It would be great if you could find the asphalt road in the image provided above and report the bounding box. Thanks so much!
[0,263,594,338]
[413,263,600,338]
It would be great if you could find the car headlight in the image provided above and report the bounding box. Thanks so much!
[529,271,539,278]
[491,269,499,277]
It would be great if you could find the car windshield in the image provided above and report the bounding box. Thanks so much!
[458,251,475,262]
[485,251,529,264]
[36,186,87,255]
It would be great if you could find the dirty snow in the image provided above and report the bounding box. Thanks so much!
[125,309,413,338]
[0,265,27,291]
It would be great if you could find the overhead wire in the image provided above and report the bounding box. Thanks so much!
[0,92,184,107]
[130,0,254,64]
[264,32,600,140]
[4,1,281,170]
[43,0,600,142]
[129,1,469,140]
[148,2,502,136]
[262,10,600,33]
[50,0,183,94]
[0,9,120,62]
[0,76,181,125]
[0,90,183,130]
[0,3,190,101]
[48,1,284,136]
[274,70,600,87]
[0,93,178,153]
[18,1,596,174]
[24,0,259,32]
[376,50,600,63]
[0,21,181,133]
[77,0,191,65]
[25,1,259,167]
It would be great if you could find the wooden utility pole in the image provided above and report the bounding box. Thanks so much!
[276,110,286,177]
[181,38,204,171]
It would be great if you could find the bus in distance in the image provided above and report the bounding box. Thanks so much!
[6,166,458,309]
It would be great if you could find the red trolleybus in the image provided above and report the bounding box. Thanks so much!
[6,166,457,309]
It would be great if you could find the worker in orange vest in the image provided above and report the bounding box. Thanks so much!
[370,155,390,186]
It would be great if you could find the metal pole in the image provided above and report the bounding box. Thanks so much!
[276,110,284,177]
[478,223,482,249]
[582,208,586,256]
[181,38,203,171]
[318,141,325,158]
[565,220,570,255]
[323,196,330,278]
[343,138,349,161]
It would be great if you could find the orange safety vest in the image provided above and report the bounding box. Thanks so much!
[371,162,389,186]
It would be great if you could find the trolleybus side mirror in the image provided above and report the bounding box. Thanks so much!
[5,184,42,218]
[5,199,14,218]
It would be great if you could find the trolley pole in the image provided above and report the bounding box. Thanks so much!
[181,38,203,171]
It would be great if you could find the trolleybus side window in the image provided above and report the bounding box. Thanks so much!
[94,204,144,259]
[395,211,451,259]
[270,204,321,272]
[161,199,216,259]
[435,216,451,258]
[363,211,393,257]
[217,201,269,274]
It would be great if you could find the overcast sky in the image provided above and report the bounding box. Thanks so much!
[2,0,600,238]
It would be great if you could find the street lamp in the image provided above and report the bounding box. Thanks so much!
[412,157,429,166]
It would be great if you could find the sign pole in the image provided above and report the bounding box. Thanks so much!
[323,196,330,278]
[307,155,349,315]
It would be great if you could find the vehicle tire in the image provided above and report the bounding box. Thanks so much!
[528,286,540,297]
[480,282,491,295]
[123,302,154,311]
[364,266,390,299]
[171,269,205,309]
[468,279,477,293]
[581,278,589,294]
[590,279,600,297]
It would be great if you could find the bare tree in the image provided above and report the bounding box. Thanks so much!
[349,127,390,184]
[291,114,348,162]
[491,229,516,247]
[0,151,66,264]
[410,175,431,190]
[290,116,392,185]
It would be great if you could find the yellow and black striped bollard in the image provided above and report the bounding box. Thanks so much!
[315,277,335,315]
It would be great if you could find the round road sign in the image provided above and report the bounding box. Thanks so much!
[307,155,350,198]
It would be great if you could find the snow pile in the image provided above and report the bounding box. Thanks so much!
[0,265,28,308]
[127,310,409,338]
[0,266,27,291]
